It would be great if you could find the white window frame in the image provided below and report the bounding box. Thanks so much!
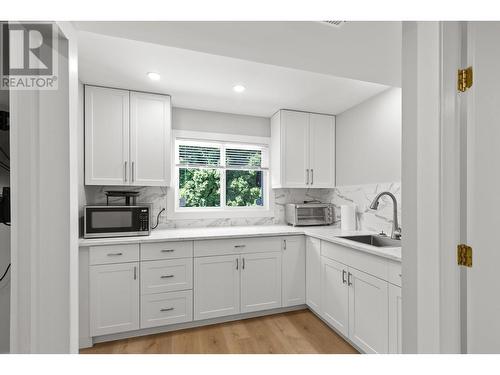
[167,130,274,219]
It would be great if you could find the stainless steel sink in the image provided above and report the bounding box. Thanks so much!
[339,235,401,248]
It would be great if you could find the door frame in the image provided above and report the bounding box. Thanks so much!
[401,21,464,353]
[9,21,79,353]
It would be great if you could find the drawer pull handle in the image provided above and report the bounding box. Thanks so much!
[160,274,174,279]
[347,272,353,286]
[161,249,175,253]
[234,245,246,248]
[342,270,347,284]
[107,252,123,256]
[160,307,174,312]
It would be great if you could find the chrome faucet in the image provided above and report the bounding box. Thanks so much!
[369,192,401,240]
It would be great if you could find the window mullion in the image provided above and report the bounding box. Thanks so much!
[221,145,226,208]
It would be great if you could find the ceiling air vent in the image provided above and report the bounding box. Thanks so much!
[321,21,347,28]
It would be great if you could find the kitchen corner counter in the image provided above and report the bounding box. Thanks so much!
[79,225,401,262]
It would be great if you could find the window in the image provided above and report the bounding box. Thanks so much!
[174,137,270,214]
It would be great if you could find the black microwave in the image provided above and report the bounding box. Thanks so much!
[84,205,151,238]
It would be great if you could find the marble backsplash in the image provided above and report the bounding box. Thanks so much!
[83,186,333,229]
[83,182,400,233]
[331,182,401,234]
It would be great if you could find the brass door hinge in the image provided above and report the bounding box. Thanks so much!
[458,67,473,92]
[457,244,473,267]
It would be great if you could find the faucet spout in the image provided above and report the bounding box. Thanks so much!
[369,192,401,240]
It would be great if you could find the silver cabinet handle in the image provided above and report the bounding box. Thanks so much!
[160,307,174,312]
[134,266,137,280]
[242,257,245,270]
[160,274,174,279]
[284,239,287,250]
[107,252,123,256]
[131,161,135,182]
[124,161,128,182]
[306,169,309,184]
[311,169,314,185]
[342,270,347,284]
[161,249,175,253]
[234,245,246,248]
[236,258,239,270]
[347,272,352,286]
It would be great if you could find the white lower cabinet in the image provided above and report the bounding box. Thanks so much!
[89,262,140,336]
[389,284,403,354]
[194,254,240,320]
[321,257,349,337]
[348,268,389,354]
[306,237,321,313]
[241,252,282,313]
[282,236,306,307]
[141,290,193,329]
[318,246,396,354]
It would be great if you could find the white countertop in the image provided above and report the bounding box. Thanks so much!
[79,225,401,262]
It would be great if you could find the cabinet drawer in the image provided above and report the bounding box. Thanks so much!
[388,261,402,287]
[141,290,193,329]
[89,244,139,265]
[141,258,193,294]
[141,241,193,261]
[194,236,283,257]
[321,240,389,281]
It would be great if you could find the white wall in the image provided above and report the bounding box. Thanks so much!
[172,107,270,137]
[335,87,402,186]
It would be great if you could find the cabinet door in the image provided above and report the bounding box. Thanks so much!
[85,86,130,185]
[348,268,389,354]
[281,110,309,187]
[309,113,335,188]
[129,92,171,186]
[388,284,402,354]
[241,252,282,313]
[306,237,321,313]
[89,262,139,336]
[282,236,306,307]
[194,255,240,320]
[321,257,349,336]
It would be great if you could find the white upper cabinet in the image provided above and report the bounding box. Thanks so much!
[84,85,171,186]
[130,92,171,186]
[309,113,336,188]
[85,86,130,185]
[271,110,335,188]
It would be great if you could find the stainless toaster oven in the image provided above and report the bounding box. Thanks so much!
[285,203,334,226]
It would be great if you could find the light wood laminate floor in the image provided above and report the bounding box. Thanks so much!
[80,309,358,354]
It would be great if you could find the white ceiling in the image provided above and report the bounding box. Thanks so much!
[76,22,399,118]
[74,21,402,87]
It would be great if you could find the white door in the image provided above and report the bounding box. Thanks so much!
[321,257,349,336]
[282,237,306,307]
[194,255,240,320]
[240,252,282,313]
[388,284,402,354]
[84,86,130,185]
[348,268,389,354]
[306,237,322,313]
[466,22,500,353]
[89,262,139,336]
[130,92,171,186]
[309,113,335,188]
[281,110,309,187]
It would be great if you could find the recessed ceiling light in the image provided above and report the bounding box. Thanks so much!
[233,84,246,93]
[147,72,161,81]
